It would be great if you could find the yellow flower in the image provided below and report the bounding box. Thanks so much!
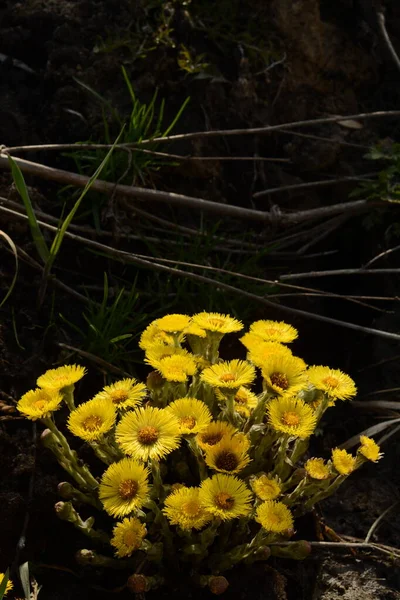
[116,406,181,461]
[248,341,294,369]
[305,458,331,480]
[144,344,187,364]
[255,500,294,533]
[0,573,13,596]
[111,516,147,557]
[250,320,298,344]
[307,366,357,401]
[331,448,356,475]
[93,378,147,410]
[250,475,281,501]
[185,322,207,337]
[37,364,86,390]
[262,354,307,396]
[267,396,317,439]
[155,313,191,332]
[205,433,251,474]
[201,359,256,390]
[197,421,238,450]
[217,386,258,412]
[199,473,253,521]
[68,398,116,442]
[192,312,243,334]
[99,457,150,517]
[358,436,383,462]
[146,348,197,383]
[17,388,63,420]
[163,487,212,530]
[139,321,175,351]
[165,397,212,435]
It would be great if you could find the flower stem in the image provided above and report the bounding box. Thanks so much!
[43,418,98,490]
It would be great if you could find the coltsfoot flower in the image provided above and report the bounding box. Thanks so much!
[68,398,116,442]
[247,340,294,369]
[249,320,298,344]
[216,386,258,416]
[358,436,383,462]
[199,473,253,521]
[163,486,212,530]
[262,354,307,396]
[201,359,256,391]
[111,516,147,557]
[205,433,251,474]
[139,321,175,351]
[251,474,282,501]
[149,351,197,383]
[331,448,356,475]
[0,573,13,596]
[165,397,212,435]
[255,500,294,533]
[116,406,181,461]
[155,314,191,332]
[99,457,150,517]
[17,388,63,420]
[304,458,331,480]
[307,366,357,401]
[196,421,238,451]
[192,312,243,334]
[267,396,317,439]
[37,364,86,390]
[93,378,147,410]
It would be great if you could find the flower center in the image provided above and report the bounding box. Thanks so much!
[281,411,300,427]
[123,530,138,547]
[215,451,239,472]
[179,416,196,430]
[183,500,201,517]
[235,391,247,404]
[215,492,235,510]
[220,373,236,383]
[137,426,159,445]
[265,328,278,336]
[111,390,129,405]
[82,415,103,431]
[209,318,225,328]
[270,372,289,390]
[34,400,47,410]
[201,432,223,446]
[322,376,339,389]
[118,479,139,500]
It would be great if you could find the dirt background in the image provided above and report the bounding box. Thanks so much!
[1,0,400,599]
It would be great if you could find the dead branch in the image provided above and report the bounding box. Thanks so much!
[377,11,400,73]
[0,152,380,224]
[2,204,400,342]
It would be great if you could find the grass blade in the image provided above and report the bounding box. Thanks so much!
[0,569,10,599]
[0,230,19,308]
[44,128,124,276]
[7,156,49,262]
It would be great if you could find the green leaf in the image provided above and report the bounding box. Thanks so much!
[7,155,49,263]
[0,230,19,308]
[0,569,10,599]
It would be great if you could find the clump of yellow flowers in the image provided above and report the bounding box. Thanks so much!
[17,313,382,594]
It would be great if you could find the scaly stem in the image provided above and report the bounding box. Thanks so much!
[43,418,98,490]
[187,437,208,481]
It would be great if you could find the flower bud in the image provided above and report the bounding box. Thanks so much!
[127,574,148,594]
[209,576,229,595]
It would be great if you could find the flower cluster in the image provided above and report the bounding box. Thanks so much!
[16,313,382,594]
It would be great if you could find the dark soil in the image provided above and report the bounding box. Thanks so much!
[1,0,400,599]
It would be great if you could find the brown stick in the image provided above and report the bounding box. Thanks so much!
[2,204,400,342]
[0,153,381,224]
